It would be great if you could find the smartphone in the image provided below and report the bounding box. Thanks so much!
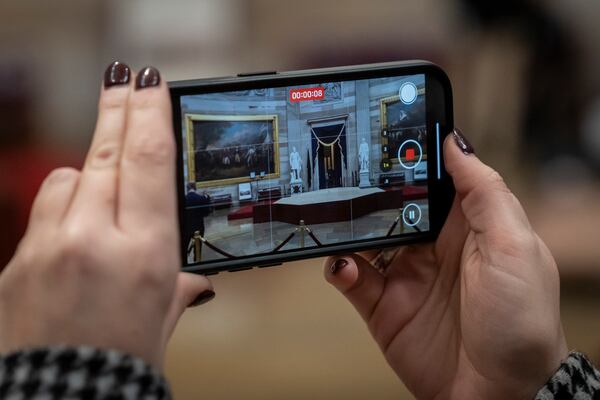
[169,60,454,274]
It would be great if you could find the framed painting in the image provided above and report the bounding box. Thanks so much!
[380,93,427,163]
[185,114,280,188]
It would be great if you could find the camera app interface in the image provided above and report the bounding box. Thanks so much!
[180,74,430,265]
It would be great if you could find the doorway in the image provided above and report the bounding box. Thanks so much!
[310,123,347,190]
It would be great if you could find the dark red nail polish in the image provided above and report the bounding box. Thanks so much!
[452,128,474,155]
[188,290,215,307]
[135,66,161,90]
[104,61,130,88]
[188,289,215,307]
[330,259,348,274]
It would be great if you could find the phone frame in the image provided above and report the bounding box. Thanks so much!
[169,60,454,274]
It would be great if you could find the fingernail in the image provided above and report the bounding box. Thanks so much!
[330,259,348,274]
[188,290,215,307]
[104,61,130,88]
[452,128,474,155]
[135,66,161,90]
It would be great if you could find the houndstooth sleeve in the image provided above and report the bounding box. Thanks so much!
[535,352,600,400]
[0,345,170,399]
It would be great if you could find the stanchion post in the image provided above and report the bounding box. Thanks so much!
[193,230,201,262]
[299,219,305,248]
[399,207,404,234]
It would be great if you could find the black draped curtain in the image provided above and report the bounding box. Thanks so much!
[310,123,347,190]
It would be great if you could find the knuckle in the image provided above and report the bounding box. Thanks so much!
[485,169,510,193]
[136,265,169,289]
[57,224,93,266]
[88,142,121,168]
[129,256,171,289]
[125,134,174,165]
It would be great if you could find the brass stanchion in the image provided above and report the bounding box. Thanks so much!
[193,230,202,262]
[299,219,306,248]
[399,207,404,234]
[385,207,404,237]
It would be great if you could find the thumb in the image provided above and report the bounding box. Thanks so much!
[162,272,214,344]
[443,128,532,236]
[323,254,385,323]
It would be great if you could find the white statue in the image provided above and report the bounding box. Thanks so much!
[289,146,302,182]
[358,138,370,172]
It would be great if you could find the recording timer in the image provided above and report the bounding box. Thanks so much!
[289,86,325,102]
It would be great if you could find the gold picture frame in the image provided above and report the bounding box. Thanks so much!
[185,114,280,188]
[379,93,427,164]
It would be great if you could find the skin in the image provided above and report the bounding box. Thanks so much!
[0,65,567,396]
[0,69,212,369]
[325,136,569,399]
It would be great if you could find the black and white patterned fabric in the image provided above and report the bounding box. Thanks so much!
[535,352,600,400]
[0,345,170,399]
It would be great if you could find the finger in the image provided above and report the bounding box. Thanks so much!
[69,61,132,223]
[119,66,176,229]
[443,129,532,236]
[29,168,80,228]
[324,254,385,323]
[161,272,214,343]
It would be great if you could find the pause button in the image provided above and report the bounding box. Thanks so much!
[402,203,422,227]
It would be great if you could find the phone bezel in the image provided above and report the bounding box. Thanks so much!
[169,60,454,274]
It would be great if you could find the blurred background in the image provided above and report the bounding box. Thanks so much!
[2,0,600,398]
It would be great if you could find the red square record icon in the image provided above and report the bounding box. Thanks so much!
[405,148,415,161]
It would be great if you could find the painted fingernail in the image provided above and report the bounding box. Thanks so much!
[104,61,130,88]
[452,128,474,155]
[135,66,161,90]
[188,290,215,307]
[330,259,348,274]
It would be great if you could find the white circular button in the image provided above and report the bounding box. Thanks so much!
[399,82,418,105]
[402,203,422,227]
[397,139,422,169]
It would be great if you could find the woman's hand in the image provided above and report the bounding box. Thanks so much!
[324,129,568,400]
[0,62,214,369]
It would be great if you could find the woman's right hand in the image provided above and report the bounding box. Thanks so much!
[0,62,213,369]
[324,129,568,400]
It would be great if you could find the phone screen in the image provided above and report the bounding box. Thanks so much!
[178,72,441,269]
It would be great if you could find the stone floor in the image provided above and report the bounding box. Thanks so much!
[197,199,429,262]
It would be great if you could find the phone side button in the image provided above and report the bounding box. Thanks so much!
[237,71,278,77]
[203,271,219,276]
[228,266,254,272]
[258,263,282,269]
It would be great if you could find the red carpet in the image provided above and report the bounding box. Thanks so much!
[227,204,254,220]
[227,200,275,221]
[402,185,428,200]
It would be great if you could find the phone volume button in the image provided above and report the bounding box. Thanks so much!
[228,266,254,272]
[258,263,282,268]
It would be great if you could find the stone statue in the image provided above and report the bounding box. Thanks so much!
[358,138,370,172]
[289,146,302,182]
